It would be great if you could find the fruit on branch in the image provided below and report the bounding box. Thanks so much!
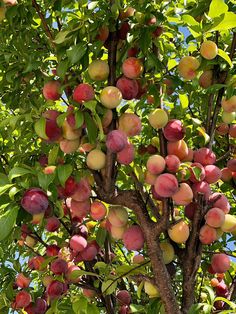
[15,291,32,309]
[209,193,230,214]
[118,113,142,136]
[211,254,230,273]
[42,275,53,288]
[146,154,166,175]
[144,171,157,185]
[66,265,81,283]
[96,25,109,42]
[90,201,107,220]
[106,130,128,153]
[152,26,164,37]
[165,155,180,173]
[3,0,17,6]
[222,111,235,124]
[167,140,189,160]
[43,166,56,175]
[117,290,131,305]
[50,258,68,275]
[200,41,218,60]
[71,177,91,202]
[107,206,128,227]
[144,281,159,298]
[21,188,48,215]
[62,120,81,141]
[118,22,130,40]
[69,198,91,220]
[184,148,194,162]
[16,273,31,288]
[100,86,122,109]
[83,289,96,298]
[194,147,216,165]
[110,225,127,240]
[160,242,175,264]
[102,109,113,129]
[119,7,135,20]
[47,280,65,299]
[86,148,106,170]
[227,159,236,172]
[184,202,198,220]
[168,220,190,243]
[199,70,213,88]
[116,76,139,100]
[229,124,236,137]
[60,138,80,154]
[132,254,144,264]
[216,123,229,135]
[221,214,236,232]
[154,173,178,198]
[148,108,168,129]
[192,181,211,200]
[221,168,232,182]
[199,224,217,244]
[122,225,145,250]
[43,81,61,101]
[163,119,185,142]
[46,244,60,257]
[205,208,225,228]
[146,14,157,25]
[79,240,99,261]
[45,217,60,232]
[122,57,143,79]
[221,96,236,113]
[117,142,135,164]
[172,183,193,205]
[73,83,95,103]
[70,235,87,252]
[210,278,219,287]
[215,281,229,297]
[34,298,47,314]
[190,163,205,183]
[127,46,139,57]
[178,56,200,80]
[204,165,222,183]
[88,60,109,81]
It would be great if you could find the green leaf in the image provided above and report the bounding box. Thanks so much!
[214,297,236,309]
[0,205,18,241]
[208,12,236,32]
[56,113,67,127]
[87,304,100,314]
[137,281,144,299]
[197,127,210,144]
[94,262,107,270]
[191,166,202,181]
[9,167,35,181]
[56,59,69,78]
[57,164,73,187]
[0,184,13,195]
[48,146,59,165]
[208,0,228,18]
[66,43,87,65]
[83,100,97,112]
[0,174,9,186]
[38,172,55,191]
[75,111,84,128]
[84,112,98,144]
[34,117,48,140]
[54,31,72,44]
[96,228,107,247]
[101,279,117,295]
[218,48,232,67]
[179,93,189,109]
[167,59,178,71]
[72,296,87,314]
[182,15,199,26]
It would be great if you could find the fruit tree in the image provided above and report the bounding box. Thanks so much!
[0,0,236,313]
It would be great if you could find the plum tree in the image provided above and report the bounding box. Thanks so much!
[0,1,236,314]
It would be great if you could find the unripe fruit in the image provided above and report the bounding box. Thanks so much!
[88,60,109,81]
[154,173,179,198]
[211,254,230,273]
[148,109,168,129]
[200,41,218,60]
[122,57,143,79]
[146,155,166,175]
[25,235,36,248]
[160,242,175,264]
[221,214,236,232]
[108,206,128,227]
[222,111,235,124]
[60,138,80,154]
[86,149,106,170]
[43,81,61,101]
[122,225,145,250]
[110,224,127,240]
[221,96,236,113]
[100,86,122,109]
[73,83,95,103]
[199,70,213,88]
[21,188,48,215]
[144,281,159,298]
[168,220,189,243]
[132,254,145,264]
[118,113,142,136]
[178,56,200,80]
